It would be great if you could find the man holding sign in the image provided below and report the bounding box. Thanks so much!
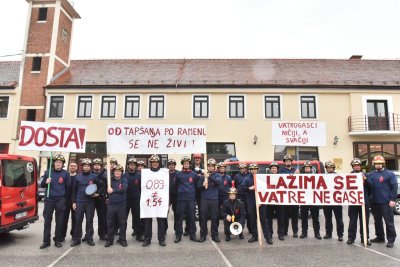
[141,155,169,247]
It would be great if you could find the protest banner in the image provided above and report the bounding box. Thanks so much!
[18,121,87,153]
[106,124,206,154]
[255,173,364,205]
[271,121,326,146]
[140,168,169,218]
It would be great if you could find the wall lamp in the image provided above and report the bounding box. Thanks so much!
[333,136,339,146]
[253,135,258,145]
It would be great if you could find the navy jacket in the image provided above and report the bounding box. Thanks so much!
[279,167,297,174]
[169,170,179,195]
[175,170,198,201]
[108,176,128,206]
[241,173,256,205]
[218,173,232,200]
[41,169,70,201]
[368,169,398,203]
[221,199,245,226]
[124,170,141,200]
[72,171,98,203]
[198,172,221,200]
[234,172,251,197]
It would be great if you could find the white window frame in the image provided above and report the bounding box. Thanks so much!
[227,94,246,119]
[0,95,11,119]
[362,95,394,130]
[75,95,94,119]
[148,94,166,119]
[263,94,282,119]
[99,94,117,119]
[123,94,141,119]
[192,94,211,119]
[47,94,65,119]
[299,94,318,120]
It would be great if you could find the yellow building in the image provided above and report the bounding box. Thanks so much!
[1,0,400,173]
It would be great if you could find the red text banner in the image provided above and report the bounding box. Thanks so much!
[271,121,326,146]
[256,173,364,205]
[106,124,206,154]
[18,121,86,153]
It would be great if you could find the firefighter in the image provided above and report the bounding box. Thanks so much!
[300,161,321,240]
[368,155,397,248]
[347,158,371,245]
[142,155,168,247]
[190,153,203,236]
[92,158,107,241]
[279,154,299,238]
[323,161,344,241]
[61,161,77,242]
[167,159,180,234]
[71,159,98,247]
[266,162,285,241]
[234,162,251,236]
[221,188,245,242]
[174,156,200,243]
[105,165,128,247]
[124,157,144,242]
[217,162,232,228]
[137,160,145,172]
[40,154,71,249]
[198,158,222,242]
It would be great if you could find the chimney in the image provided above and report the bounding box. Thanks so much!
[349,55,363,60]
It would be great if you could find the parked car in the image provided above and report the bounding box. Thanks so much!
[394,171,400,215]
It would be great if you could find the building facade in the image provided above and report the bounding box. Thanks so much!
[1,0,400,173]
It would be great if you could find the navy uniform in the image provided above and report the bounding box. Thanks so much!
[221,188,245,241]
[92,158,108,240]
[368,155,398,248]
[198,158,222,242]
[174,156,200,243]
[105,165,128,247]
[234,163,251,234]
[322,161,344,241]
[61,163,77,241]
[266,162,285,241]
[217,162,232,225]
[124,158,144,241]
[347,158,371,245]
[279,154,299,238]
[71,159,98,247]
[143,155,168,247]
[168,159,179,233]
[243,163,273,244]
[39,154,71,249]
[300,161,321,239]
[190,153,203,236]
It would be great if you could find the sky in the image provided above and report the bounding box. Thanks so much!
[1,0,400,61]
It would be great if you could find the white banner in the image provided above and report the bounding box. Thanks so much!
[106,124,206,154]
[140,168,169,218]
[256,173,364,206]
[271,121,326,146]
[18,121,87,153]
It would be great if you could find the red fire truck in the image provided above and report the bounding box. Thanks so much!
[0,154,39,233]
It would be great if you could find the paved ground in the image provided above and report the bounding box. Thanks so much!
[0,202,399,267]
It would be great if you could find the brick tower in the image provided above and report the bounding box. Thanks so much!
[18,0,80,126]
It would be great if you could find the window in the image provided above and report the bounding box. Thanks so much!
[274,145,319,161]
[49,96,64,118]
[2,160,34,187]
[207,143,236,162]
[27,109,36,121]
[0,96,9,118]
[367,100,389,130]
[0,144,9,154]
[301,96,316,118]
[265,96,280,118]
[38,8,48,21]
[193,95,209,118]
[32,57,42,72]
[61,28,69,42]
[229,95,244,118]
[354,142,400,171]
[125,95,140,118]
[77,96,92,118]
[101,96,116,118]
[149,95,164,118]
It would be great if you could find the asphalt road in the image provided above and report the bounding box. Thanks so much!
[0,202,399,267]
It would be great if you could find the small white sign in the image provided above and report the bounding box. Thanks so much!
[140,168,169,218]
[271,121,326,146]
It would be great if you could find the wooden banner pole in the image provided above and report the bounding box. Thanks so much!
[253,172,263,247]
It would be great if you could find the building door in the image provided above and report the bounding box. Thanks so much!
[367,100,389,130]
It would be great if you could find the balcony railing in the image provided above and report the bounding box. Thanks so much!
[348,113,400,133]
